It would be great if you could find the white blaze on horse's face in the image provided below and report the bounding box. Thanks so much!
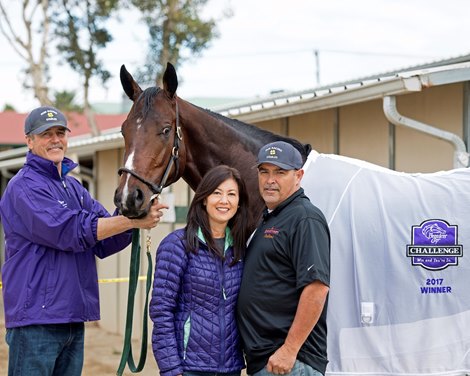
[123,117,144,199]
[121,150,136,207]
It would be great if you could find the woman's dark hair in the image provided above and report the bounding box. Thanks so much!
[185,165,250,264]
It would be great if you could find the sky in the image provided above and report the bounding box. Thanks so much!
[1,0,470,113]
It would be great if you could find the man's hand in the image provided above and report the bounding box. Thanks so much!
[97,200,169,240]
[266,343,297,375]
[134,200,169,230]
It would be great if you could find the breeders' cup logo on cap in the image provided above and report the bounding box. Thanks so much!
[44,109,59,121]
[406,219,463,270]
[266,146,281,160]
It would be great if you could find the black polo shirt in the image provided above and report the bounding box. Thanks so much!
[237,188,330,375]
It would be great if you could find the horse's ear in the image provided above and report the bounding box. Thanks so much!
[304,143,312,156]
[120,65,143,102]
[163,62,178,98]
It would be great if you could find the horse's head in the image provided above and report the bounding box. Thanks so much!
[114,63,185,218]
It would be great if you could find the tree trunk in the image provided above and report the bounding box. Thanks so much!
[157,0,177,85]
[31,63,53,105]
[83,81,100,136]
[0,0,53,106]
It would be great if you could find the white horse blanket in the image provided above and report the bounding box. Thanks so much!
[302,151,470,376]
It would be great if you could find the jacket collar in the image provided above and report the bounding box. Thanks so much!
[25,151,78,179]
[197,227,234,253]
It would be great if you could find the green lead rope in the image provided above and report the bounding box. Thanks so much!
[116,229,153,375]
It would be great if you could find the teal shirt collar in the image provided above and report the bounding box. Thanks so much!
[197,227,234,253]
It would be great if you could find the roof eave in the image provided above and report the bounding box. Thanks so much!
[221,63,470,123]
[0,132,124,170]
[224,75,422,123]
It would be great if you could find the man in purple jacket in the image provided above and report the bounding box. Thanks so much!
[0,106,168,376]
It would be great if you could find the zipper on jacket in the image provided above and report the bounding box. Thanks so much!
[61,178,71,197]
[218,258,227,367]
[217,256,226,301]
[222,287,227,300]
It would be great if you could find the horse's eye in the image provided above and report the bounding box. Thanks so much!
[162,127,171,136]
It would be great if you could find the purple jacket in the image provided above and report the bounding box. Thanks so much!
[0,152,132,328]
[150,228,245,376]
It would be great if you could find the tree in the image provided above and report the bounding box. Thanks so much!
[3,104,16,112]
[0,0,53,105]
[0,0,116,135]
[129,0,230,86]
[53,89,82,112]
[52,0,120,135]
[0,0,227,123]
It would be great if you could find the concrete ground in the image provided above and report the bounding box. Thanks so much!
[0,296,159,376]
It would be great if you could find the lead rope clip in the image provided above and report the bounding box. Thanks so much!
[146,233,152,255]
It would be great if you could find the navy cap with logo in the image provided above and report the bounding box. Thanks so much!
[257,141,303,170]
[24,106,71,135]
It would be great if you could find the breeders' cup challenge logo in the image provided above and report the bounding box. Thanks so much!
[407,219,463,270]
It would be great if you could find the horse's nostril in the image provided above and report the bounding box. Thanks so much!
[133,188,144,206]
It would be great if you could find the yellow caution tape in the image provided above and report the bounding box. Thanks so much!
[97,276,148,284]
[0,276,148,289]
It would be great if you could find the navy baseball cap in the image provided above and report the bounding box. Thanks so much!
[257,141,303,170]
[24,106,71,135]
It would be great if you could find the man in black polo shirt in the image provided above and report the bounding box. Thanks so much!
[237,141,330,376]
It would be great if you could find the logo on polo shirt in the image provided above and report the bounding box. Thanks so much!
[264,227,280,238]
[406,219,463,270]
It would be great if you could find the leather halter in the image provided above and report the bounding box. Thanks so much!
[118,100,182,199]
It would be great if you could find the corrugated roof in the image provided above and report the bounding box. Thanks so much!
[213,52,470,118]
[0,111,126,145]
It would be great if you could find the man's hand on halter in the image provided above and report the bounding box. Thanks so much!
[137,200,169,230]
[97,200,169,240]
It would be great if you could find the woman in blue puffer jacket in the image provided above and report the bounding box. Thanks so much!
[150,165,251,376]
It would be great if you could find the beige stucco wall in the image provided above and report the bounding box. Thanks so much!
[255,119,282,135]
[338,100,390,167]
[94,148,190,338]
[394,84,463,172]
[254,109,338,154]
[94,149,122,334]
[289,110,337,153]
[252,83,464,173]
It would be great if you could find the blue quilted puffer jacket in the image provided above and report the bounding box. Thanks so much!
[150,228,245,376]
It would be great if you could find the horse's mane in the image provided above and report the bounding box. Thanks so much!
[134,89,311,161]
[197,105,312,160]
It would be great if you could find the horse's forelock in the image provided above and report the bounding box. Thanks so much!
[134,87,161,120]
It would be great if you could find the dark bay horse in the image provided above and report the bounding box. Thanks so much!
[113,62,311,229]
